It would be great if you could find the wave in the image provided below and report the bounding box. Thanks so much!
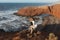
[0,10,17,16]
[0,10,43,32]
[0,10,30,32]
[0,3,52,32]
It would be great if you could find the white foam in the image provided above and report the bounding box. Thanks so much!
[0,10,17,16]
[0,10,43,32]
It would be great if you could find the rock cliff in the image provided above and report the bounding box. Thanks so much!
[16,4,60,19]
[50,4,60,18]
[17,6,51,16]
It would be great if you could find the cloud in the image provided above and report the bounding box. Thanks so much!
[0,0,59,3]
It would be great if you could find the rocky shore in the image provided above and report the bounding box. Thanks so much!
[0,15,60,40]
[0,4,60,40]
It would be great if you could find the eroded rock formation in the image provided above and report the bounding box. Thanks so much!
[17,6,51,16]
[16,4,60,19]
[50,4,60,18]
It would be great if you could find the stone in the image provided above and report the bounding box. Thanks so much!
[16,4,60,19]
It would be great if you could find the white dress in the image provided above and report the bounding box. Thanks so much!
[29,21,37,33]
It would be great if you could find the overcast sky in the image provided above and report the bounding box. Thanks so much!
[0,0,59,3]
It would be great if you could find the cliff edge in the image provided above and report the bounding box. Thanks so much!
[16,4,60,19]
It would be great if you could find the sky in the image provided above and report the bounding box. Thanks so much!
[0,0,59,3]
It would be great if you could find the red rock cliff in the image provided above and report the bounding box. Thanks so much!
[50,4,60,18]
[17,4,60,19]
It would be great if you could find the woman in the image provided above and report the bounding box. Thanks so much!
[28,18,37,34]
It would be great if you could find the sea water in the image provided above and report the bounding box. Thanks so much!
[0,3,52,32]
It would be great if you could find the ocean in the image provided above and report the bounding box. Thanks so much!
[0,3,52,32]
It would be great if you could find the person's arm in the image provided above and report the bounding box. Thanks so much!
[30,21,34,25]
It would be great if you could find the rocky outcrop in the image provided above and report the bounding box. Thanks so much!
[16,4,60,19]
[17,6,51,16]
[50,4,60,18]
[0,16,60,40]
[0,24,59,40]
[42,16,60,25]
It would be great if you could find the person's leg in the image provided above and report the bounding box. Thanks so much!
[30,28,33,34]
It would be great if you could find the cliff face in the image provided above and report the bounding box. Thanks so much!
[0,16,60,40]
[51,4,60,18]
[17,4,60,19]
[17,6,51,16]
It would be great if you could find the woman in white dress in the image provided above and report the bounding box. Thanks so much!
[28,18,37,34]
